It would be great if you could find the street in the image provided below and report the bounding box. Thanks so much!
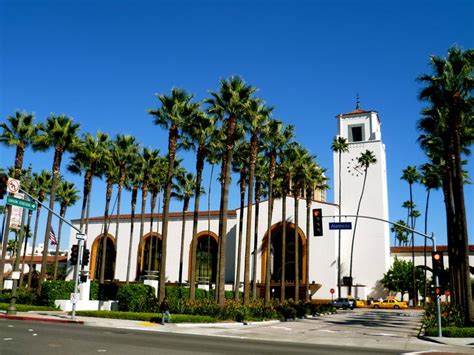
[0,319,397,355]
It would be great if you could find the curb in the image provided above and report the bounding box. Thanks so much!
[0,314,84,324]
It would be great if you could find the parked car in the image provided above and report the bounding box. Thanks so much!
[332,297,355,310]
[354,298,365,308]
[371,298,408,309]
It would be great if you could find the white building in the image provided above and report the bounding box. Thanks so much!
[67,105,396,300]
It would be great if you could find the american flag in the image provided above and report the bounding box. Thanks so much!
[49,226,58,246]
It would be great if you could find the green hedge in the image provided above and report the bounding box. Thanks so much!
[0,303,58,312]
[74,310,215,323]
[425,326,474,337]
[39,280,75,307]
[0,288,37,305]
[116,283,157,312]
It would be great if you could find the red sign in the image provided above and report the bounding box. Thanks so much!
[330,288,335,294]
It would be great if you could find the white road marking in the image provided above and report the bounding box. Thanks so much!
[33,334,38,336]
[4,338,13,341]
[7,325,14,328]
[28,329,34,332]
[271,326,292,331]
[97,350,107,353]
[317,329,336,333]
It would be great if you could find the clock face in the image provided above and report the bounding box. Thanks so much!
[346,158,363,177]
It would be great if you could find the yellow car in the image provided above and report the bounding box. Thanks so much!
[372,298,408,309]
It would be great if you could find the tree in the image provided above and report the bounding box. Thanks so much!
[111,135,139,279]
[381,258,425,301]
[68,132,109,235]
[54,179,79,279]
[34,114,80,292]
[242,99,271,305]
[331,136,349,298]
[418,46,473,323]
[172,171,203,285]
[136,147,160,280]
[27,170,52,288]
[181,108,216,300]
[206,76,256,307]
[125,159,142,283]
[391,220,409,246]
[149,88,196,301]
[99,144,117,284]
[263,120,294,304]
[420,163,442,304]
[348,149,376,296]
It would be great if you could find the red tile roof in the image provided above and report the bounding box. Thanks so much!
[337,108,375,116]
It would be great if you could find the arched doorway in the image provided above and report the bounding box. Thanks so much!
[261,222,307,299]
[189,231,218,284]
[138,233,162,279]
[90,234,116,281]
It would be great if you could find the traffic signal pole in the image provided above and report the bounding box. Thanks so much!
[18,187,87,321]
[323,214,442,337]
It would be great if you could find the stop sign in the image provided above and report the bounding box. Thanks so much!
[330,288,335,294]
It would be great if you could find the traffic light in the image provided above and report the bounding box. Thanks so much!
[312,208,323,236]
[82,248,90,266]
[0,173,8,199]
[432,251,444,278]
[79,272,88,283]
[70,244,79,265]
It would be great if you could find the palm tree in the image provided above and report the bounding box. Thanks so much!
[110,135,139,280]
[68,132,109,235]
[27,170,52,288]
[99,146,117,283]
[401,200,415,227]
[172,171,203,285]
[136,147,160,279]
[206,76,256,307]
[240,99,272,304]
[417,46,473,323]
[125,161,143,283]
[53,180,79,279]
[401,165,421,306]
[391,220,409,246]
[181,108,216,300]
[348,150,376,296]
[420,163,442,304]
[0,111,39,179]
[231,141,250,300]
[331,136,349,298]
[149,88,196,301]
[262,120,294,304]
[34,114,80,291]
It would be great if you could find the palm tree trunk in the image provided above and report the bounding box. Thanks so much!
[348,169,369,296]
[294,191,300,301]
[99,179,113,283]
[158,126,178,302]
[147,190,157,274]
[53,205,66,280]
[39,148,63,293]
[113,173,124,280]
[138,184,148,279]
[217,117,236,307]
[234,169,246,300]
[178,199,189,285]
[264,189,274,306]
[243,134,258,304]
[126,187,138,283]
[19,210,33,287]
[190,148,205,300]
[280,193,287,301]
[423,188,430,306]
[27,199,43,288]
[252,179,261,300]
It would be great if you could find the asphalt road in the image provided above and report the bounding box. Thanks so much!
[0,319,399,355]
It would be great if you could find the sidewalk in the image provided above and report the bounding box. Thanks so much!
[1,310,472,352]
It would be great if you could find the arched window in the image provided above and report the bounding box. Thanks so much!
[90,235,116,281]
[138,233,162,278]
[189,232,218,284]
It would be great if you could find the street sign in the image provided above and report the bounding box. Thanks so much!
[6,196,37,211]
[7,178,20,194]
[329,222,352,230]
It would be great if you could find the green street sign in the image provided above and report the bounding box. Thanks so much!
[6,196,37,211]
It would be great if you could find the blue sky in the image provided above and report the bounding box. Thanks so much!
[1,0,472,248]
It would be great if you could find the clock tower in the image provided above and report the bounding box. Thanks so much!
[333,98,390,298]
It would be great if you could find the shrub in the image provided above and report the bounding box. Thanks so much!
[425,326,474,337]
[39,280,75,307]
[423,302,464,329]
[116,283,157,312]
[74,310,215,323]
[276,301,297,320]
[0,303,58,312]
